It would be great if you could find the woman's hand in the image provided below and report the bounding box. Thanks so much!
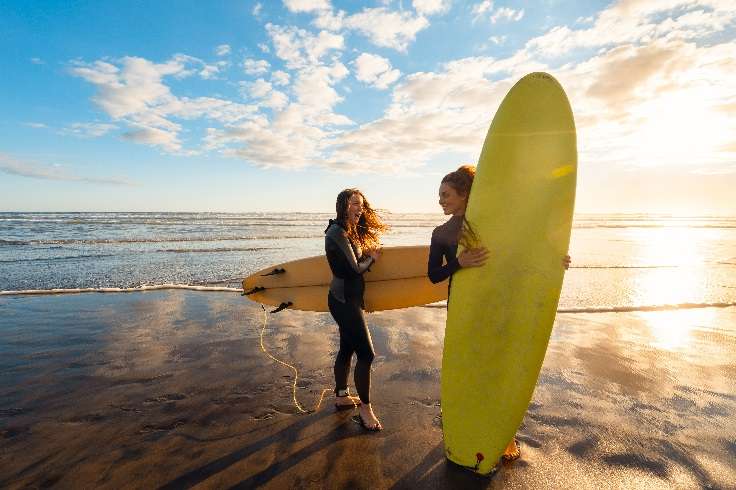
[458,247,489,268]
[368,249,381,262]
[562,254,571,270]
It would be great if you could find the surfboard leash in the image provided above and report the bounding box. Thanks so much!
[257,305,332,414]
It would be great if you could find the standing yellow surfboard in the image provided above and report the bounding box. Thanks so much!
[441,72,577,473]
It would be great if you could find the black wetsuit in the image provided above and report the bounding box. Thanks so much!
[324,219,376,404]
[428,215,463,289]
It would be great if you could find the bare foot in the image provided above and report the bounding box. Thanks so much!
[502,438,520,462]
[358,403,382,431]
[335,395,360,408]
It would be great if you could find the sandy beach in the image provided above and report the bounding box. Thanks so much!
[0,290,734,489]
[5,0,736,487]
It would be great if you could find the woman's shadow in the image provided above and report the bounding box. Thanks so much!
[158,408,358,489]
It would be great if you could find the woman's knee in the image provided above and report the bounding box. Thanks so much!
[335,347,353,365]
[356,345,375,364]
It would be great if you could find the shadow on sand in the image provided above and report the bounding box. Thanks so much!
[159,408,363,489]
[388,442,503,490]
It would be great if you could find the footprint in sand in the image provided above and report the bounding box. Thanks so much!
[144,393,187,404]
[139,419,187,433]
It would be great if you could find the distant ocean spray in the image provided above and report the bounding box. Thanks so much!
[1,212,735,312]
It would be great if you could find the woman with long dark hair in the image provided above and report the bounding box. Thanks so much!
[325,188,388,431]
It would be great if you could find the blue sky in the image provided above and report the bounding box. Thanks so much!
[2,0,735,213]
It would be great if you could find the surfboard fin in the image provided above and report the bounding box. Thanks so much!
[261,268,286,276]
[270,301,293,313]
[243,286,266,296]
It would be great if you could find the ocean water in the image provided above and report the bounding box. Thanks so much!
[1,212,736,311]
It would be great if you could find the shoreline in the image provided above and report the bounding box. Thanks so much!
[1,290,734,488]
[3,286,736,315]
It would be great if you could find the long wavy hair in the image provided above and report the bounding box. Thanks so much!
[441,165,481,249]
[335,188,389,252]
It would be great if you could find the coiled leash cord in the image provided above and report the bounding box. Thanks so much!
[257,305,332,414]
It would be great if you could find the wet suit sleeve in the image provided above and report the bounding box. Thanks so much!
[326,226,374,275]
[428,231,461,284]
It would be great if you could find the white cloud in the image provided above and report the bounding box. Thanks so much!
[199,62,224,79]
[327,35,733,175]
[205,91,353,168]
[525,0,736,57]
[266,23,344,69]
[71,57,183,120]
[24,122,48,128]
[64,0,736,179]
[292,62,350,115]
[168,53,208,79]
[247,79,273,99]
[443,50,542,80]
[0,153,135,186]
[71,55,259,153]
[202,18,359,169]
[472,0,493,20]
[313,9,345,31]
[354,53,401,90]
[215,44,231,56]
[272,70,291,86]
[206,58,353,169]
[252,2,263,16]
[413,0,451,16]
[258,43,271,53]
[122,126,182,153]
[211,118,330,169]
[72,60,122,87]
[243,58,270,75]
[311,57,517,172]
[240,80,290,110]
[30,57,45,65]
[63,122,117,138]
[284,4,431,51]
[472,2,523,24]
[165,97,259,124]
[490,7,524,23]
[283,0,330,13]
[555,38,736,169]
[345,8,430,52]
[267,91,290,110]
[576,15,594,25]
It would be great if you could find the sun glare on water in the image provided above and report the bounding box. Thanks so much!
[633,226,712,351]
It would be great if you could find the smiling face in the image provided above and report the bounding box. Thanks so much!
[346,193,364,225]
[438,182,467,216]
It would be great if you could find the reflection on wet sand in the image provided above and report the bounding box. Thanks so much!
[0,291,734,488]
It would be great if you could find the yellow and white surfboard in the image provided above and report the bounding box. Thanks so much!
[243,245,447,312]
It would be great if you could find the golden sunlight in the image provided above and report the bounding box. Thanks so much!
[635,227,703,270]
[630,89,734,167]
[633,227,712,351]
[639,308,716,352]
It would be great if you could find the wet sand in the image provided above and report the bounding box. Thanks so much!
[0,291,734,489]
